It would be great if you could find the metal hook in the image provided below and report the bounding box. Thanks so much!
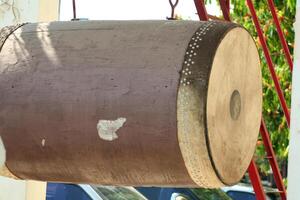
[167,0,179,20]
[72,0,77,20]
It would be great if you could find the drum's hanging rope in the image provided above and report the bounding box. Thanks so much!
[167,0,179,20]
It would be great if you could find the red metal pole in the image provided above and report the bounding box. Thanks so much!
[225,0,230,11]
[260,120,287,200]
[266,0,293,72]
[219,0,231,21]
[194,0,209,21]
[72,0,77,20]
[248,160,266,200]
[246,0,290,126]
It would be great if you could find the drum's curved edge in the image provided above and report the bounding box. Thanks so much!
[177,21,239,188]
[0,23,28,180]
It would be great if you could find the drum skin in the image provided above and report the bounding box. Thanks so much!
[0,21,262,187]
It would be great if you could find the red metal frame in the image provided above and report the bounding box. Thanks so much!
[247,0,290,126]
[219,0,231,21]
[266,0,293,72]
[260,120,287,199]
[248,160,266,200]
[193,0,289,199]
[194,0,209,21]
[246,1,289,199]
[225,0,230,10]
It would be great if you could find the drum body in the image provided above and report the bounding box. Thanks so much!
[0,21,262,187]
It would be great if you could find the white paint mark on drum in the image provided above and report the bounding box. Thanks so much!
[97,118,126,141]
[41,139,46,147]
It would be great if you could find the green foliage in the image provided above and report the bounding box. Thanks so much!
[229,0,295,175]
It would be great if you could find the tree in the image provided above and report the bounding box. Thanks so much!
[229,0,295,181]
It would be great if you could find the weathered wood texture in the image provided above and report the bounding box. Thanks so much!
[0,21,262,187]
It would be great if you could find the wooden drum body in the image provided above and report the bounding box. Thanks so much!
[0,21,262,187]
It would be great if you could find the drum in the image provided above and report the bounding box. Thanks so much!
[0,20,261,187]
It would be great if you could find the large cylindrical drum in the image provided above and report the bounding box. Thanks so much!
[0,21,262,187]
